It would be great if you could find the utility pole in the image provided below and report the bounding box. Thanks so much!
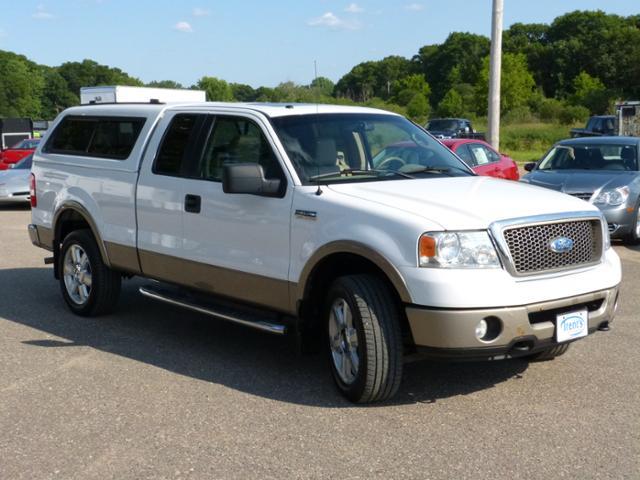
[488,0,504,150]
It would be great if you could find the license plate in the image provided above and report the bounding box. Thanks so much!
[556,309,588,343]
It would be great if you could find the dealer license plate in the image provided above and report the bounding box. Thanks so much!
[556,309,588,343]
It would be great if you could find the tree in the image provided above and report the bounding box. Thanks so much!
[196,76,234,101]
[58,59,142,97]
[335,56,412,102]
[415,33,490,106]
[392,74,431,106]
[570,72,611,114]
[437,89,465,117]
[475,53,535,115]
[230,83,256,102]
[147,80,184,89]
[406,93,430,121]
[40,68,77,118]
[0,51,44,117]
[310,76,335,97]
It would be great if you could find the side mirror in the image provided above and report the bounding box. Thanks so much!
[222,163,281,197]
[524,162,536,172]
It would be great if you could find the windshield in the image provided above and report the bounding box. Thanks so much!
[538,144,638,171]
[425,119,460,131]
[12,139,39,150]
[271,113,472,185]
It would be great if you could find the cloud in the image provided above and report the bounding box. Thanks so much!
[345,3,364,13]
[404,3,424,11]
[33,4,54,20]
[193,8,210,17]
[173,21,193,33]
[308,12,360,30]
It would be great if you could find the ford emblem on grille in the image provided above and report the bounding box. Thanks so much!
[549,236,575,254]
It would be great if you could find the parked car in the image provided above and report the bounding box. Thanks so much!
[521,136,640,243]
[0,153,32,203]
[372,140,518,180]
[29,103,620,403]
[425,118,485,140]
[570,116,616,138]
[0,138,40,170]
[442,139,519,180]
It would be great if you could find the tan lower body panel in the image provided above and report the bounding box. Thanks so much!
[105,242,141,274]
[138,249,294,314]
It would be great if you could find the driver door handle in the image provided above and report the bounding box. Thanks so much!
[185,194,201,214]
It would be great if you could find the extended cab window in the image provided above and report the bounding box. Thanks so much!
[199,116,283,182]
[45,116,145,160]
[154,114,205,176]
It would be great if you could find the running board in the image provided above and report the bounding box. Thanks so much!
[139,285,287,335]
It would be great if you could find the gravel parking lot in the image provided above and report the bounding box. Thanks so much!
[1,205,638,480]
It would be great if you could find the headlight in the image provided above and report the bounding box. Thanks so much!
[593,186,629,206]
[419,231,501,268]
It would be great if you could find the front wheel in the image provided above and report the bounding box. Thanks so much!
[325,275,403,403]
[59,229,121,316]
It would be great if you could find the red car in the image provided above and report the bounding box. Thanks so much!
[0,138,40,170]
[442,139,519,180]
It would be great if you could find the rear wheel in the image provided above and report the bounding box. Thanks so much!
[59,229,121,316]
[528,343,571,361]
[325,275,403,403]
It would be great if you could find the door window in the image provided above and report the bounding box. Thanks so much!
[154,114,205,176]
[468,143,499,165]
[199,116,283,182]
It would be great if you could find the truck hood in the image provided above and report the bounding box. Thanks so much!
[327,177,599,230]
[522,170,639,194]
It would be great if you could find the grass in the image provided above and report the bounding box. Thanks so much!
[472,119,581,165]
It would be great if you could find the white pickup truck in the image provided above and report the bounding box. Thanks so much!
[29,102,621,403]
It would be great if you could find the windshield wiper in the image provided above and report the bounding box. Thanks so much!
[309,168,414,181]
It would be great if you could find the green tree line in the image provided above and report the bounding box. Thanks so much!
[1,10,638,124]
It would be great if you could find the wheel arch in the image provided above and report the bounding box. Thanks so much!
[52,202,111,277]
[295,242,413,344]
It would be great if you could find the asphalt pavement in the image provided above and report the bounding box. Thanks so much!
[0,205,638,480]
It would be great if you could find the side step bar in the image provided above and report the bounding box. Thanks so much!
[139,285,287,335]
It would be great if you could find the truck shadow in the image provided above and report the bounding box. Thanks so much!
[1,267,529,407]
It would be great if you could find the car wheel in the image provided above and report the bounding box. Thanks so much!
[59,229,121,316]
[325,275,403,403]
[625,202,640,245]
[528,343,571,361]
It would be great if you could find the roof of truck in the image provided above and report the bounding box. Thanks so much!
[61,102,400,119]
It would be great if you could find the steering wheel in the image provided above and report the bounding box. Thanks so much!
[377,156,406,170]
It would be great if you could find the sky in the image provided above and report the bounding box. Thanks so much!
[0,1,638,89]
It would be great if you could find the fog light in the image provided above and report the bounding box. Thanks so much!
[475,319,488,339]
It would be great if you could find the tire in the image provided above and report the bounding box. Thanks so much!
[324,274,403,403]
[528,343,571,361]
[59,229,121,316]
[624,202,640,245]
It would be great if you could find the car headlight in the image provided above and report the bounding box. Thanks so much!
[593,186,629,206]
[419,231,501,268]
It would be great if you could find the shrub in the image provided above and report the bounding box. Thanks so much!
[559,105,590,125]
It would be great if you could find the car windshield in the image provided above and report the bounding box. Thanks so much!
[13,154,33,169]
[271,113,472,185]
[425,119,460,131]
[11,139,39,149]
[537,144,639,171]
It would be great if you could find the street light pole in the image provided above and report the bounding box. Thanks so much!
[488,0,504,150]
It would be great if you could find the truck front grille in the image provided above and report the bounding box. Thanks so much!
[502,219,602,275]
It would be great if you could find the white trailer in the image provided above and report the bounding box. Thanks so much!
[80,86,206,105]
[616,101,640,137]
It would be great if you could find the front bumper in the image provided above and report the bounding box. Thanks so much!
[406,286,619,360]
[601,206,637,238]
